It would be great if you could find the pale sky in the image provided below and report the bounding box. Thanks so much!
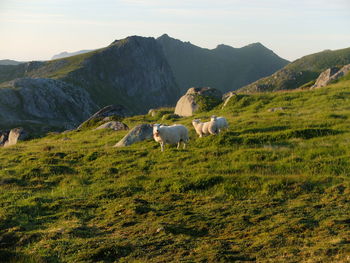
[0,0,349,62]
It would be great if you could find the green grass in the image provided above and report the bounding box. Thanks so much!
[0,80,350,262]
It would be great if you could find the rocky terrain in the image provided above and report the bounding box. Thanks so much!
[239,47,350,93]
[0,36,180,131]
[0,78,98,131]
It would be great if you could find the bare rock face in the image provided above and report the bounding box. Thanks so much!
[332,64,350,80]
[77,105,129,129]
[0,78,98,130]
[312,64,350,89]
[3,127,27,147]
[95,121,129,131]
[174,87,222,117]
[0,131,9,146]
[221,91,237,108]
[312,67,340,88]
[114,124,153,147]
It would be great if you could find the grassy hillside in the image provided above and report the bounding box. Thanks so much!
[0,79,350,262]
[239,47,350,93]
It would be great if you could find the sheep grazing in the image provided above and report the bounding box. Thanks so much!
[210,116,228,133]
[192,119,216,137]
[153,124,189,152]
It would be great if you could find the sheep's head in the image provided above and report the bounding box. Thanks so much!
[210,115,217,121]
[153,124,161,137]
[192,119,201,124]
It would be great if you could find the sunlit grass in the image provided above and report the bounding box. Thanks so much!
[0,81,350,262]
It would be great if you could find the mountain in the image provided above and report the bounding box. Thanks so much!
[0,59,23,65]
[51,50,94,60]
[0,34,290,132]
[0,36,179,131]
[239,47,350,93]
[157,34,289,94]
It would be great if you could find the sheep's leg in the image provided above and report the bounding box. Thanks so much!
[177,142,180,149]
[161,143,164,152]
[183,142,186,149]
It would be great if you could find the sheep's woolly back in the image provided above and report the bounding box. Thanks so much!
[202,121,211,134]
[207,120,218,135]
[192,119,204,137]
[215,117,228,130]
[153,124,189,145]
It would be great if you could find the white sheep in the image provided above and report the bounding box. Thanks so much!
[192,119,218,138]
[153,124,189,152]
[210,116,228,133]
[192,119,217,137]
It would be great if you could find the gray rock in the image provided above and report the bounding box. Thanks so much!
[0,78,98,130]
[3,127,27,147]
[267,107,285,112]
[95,121,129,131]
[148,109,157,117]
[312,64,350,89]
[77,105,130,129]
[221,91,238,108]
[0,131,9,146]
[174,87,222,117]
[312,67,339,88]
[331,64,350,80]
[114,124,153,147]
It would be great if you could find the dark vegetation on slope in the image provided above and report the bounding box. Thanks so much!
[157,34,289,94]
[0,77,349,262]
[239,47,350,92]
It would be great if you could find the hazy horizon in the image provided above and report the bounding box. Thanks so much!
[1,0,349,62]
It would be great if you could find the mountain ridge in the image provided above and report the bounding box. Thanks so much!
[0,36,179,131]
[156,34,289,93]
[238,46,350,93]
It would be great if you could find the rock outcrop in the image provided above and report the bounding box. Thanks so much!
[1,127,27,147]
[77,105,129,129]
[0,78,98,130]
[174,87,222,117]
[95,121,129,131]
[312,64,350,89]
[114,124,153,147]
[221,91,237,108]
[0,131,9,146]
[239,48,350,93]
[0,36,180,132]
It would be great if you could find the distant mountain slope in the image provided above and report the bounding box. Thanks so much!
[51,50,94,60]
[157,34,289,93]
[239,47,350,93]
[0,59,23,65]
[0,36,179,130]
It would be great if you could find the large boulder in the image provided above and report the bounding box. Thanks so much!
[114,124,153,147]
[95,121,129,131]
[312,64,350,89]
[3,127,27,147]
[0,131,9,146]
[221,91,237,108]
[0,78,98,131]
[174,87,222,117]
[332,64,350,80]
[77,105,130,129]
